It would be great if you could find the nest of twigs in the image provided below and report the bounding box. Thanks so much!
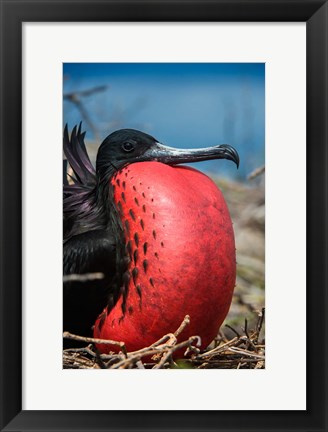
[63,309,265,369]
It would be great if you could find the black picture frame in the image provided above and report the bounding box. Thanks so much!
[0,1,327,431]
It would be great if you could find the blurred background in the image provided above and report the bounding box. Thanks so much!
[63,62,265,336]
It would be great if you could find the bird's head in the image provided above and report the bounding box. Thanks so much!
[96,129,239,181]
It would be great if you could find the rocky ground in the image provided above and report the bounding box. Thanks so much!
[215,174,265,337]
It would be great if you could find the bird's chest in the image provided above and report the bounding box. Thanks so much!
[95,162,236,351]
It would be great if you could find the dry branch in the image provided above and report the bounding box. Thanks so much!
[247,165,265,180]
[63,310,265,369]
[63,272,104,283]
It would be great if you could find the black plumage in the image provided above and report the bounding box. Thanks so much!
[63,125,125,346]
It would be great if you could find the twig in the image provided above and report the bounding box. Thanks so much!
[152,315,191,362]
[94,346,108,369]
[196,337,240,359]
[153,336,200,370]
[64,85,108,140]
[227,347,265,360]
[225,324,240,338]
[254,308,265,343]
[257,308,265,334]
[63,272,104,283]
[174,315,190,337]
[247,165,265,180]
[63,331,127,356]
[244,318,250,339]
[136,361,145,369]
[62,311,265,369]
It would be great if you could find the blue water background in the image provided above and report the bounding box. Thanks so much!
[63,63,265,180]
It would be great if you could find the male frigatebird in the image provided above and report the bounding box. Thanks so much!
[63,124,239,352]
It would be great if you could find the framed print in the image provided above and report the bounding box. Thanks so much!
[0,0,327,431]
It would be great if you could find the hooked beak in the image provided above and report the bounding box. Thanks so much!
[143,142,239,169]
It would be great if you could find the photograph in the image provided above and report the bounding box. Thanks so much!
[62,63,265,369]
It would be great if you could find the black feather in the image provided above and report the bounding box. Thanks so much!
[63,124,129,347]
[63,124,105,240]
[63,230,117,346]
[63,124,96,185]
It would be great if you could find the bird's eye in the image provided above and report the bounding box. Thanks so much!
[122,142,135,152]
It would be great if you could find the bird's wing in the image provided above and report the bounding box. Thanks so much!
[63,230,119,339]
[63,229,116,276]
[63,125,119,340]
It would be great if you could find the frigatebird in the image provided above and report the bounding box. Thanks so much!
[63,124,239,351]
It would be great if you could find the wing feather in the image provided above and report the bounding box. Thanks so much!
[63,124,106,240]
